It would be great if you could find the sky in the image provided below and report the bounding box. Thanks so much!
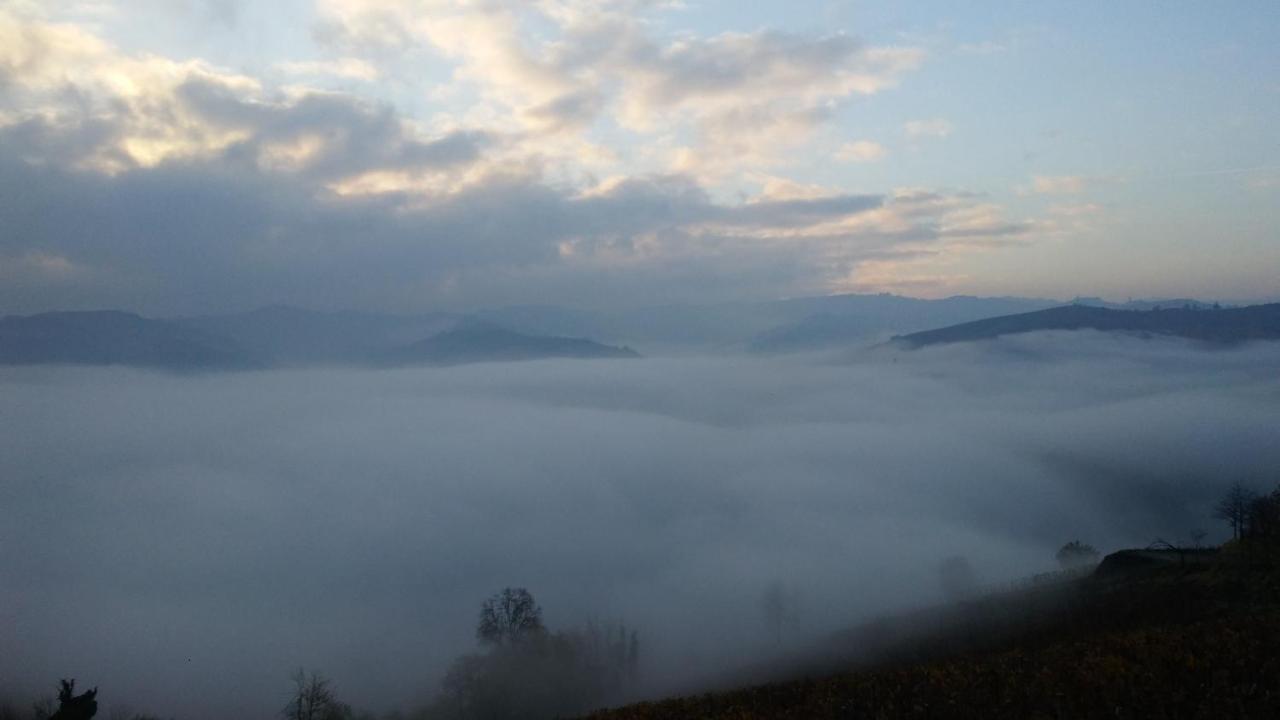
[4,335,1279,717]
[1,1,1277,315]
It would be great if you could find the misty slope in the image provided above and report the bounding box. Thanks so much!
[382,320,640,366]
[894,303,1280,348]
[0,311,256,369]
[746,295,1057,353]
[586,553,1280,720]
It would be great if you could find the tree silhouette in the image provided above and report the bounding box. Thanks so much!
[1245,487,1280,542]
[1214,482,1257,540]
[282,670,350,720]
[48,680,97,720]
[430,596,641,720]
[1055,541,1100,570]
[477,588,545,647]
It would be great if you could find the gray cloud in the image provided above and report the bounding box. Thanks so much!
[175,78,491,181]
[2,334,1278,718]
[0,125,911,314]
[0,7,1035,315]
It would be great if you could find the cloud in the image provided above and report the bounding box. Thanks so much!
[2,337,1278,717]
[836,140,888,163]
[314,1,925,178]
[903,118,953,140]
[1031,175,1089,195]
[0,5,1049,313]
[275,57,380,81]
[0,83,1032,315]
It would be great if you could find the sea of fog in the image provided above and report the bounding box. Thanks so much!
[3,331,1279,718]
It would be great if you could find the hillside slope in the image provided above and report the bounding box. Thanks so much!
[0,311,256,369]
[585,551,1280,719]
[894,303,1280,348]
[748,295,1056,353]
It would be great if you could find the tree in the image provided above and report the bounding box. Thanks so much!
[1214,482,1257,540]
[1245,487,1280,541]
[49,680,97,720]
[282,670,350,720]
[425,595,641,720]
[1055,541,1100,570]
[477,588,545,647]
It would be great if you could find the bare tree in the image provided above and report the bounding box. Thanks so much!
[282,670,349,720]
[1214,482,1257,540]
[477,588,545,647]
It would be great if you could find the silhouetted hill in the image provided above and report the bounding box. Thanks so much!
[0,311,255,369]
[1071,297,1220,311]
[383,320,639,366]
[894,303,1280,348]
[0,309,639,369]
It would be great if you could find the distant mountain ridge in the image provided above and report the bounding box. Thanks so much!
[381,319,639,366]
[175,305,461,366]
[893,303,1280,348]
[0,308,638,370]
[0,311,257,369]
[5,295,1267,368]
[745,295,1058,353]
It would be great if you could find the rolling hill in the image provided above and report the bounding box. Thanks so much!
[894,303,1280,348]
[381,320,640,366]
[0,309,638,369]
[0,311,257,369]
[746,295,1057,353]
[175,305,461,366]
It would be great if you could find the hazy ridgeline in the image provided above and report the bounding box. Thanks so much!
[2,333,1279,719]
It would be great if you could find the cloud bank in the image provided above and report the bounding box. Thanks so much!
[0,3,1053,315]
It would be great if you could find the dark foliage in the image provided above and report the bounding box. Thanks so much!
[1055,540,1100,569]
[476,588,546,648]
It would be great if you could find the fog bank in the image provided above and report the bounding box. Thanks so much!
[2,333,1278,718]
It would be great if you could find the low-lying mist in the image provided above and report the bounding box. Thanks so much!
[3,332,1278,719]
